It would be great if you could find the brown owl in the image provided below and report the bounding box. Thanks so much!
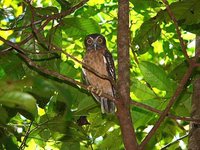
[82,33,116,113]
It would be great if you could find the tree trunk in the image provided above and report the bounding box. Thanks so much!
[188,36,200,150]
[116,0,138,149]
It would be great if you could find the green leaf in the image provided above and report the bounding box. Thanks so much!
[0,78,32,96]
[46,26,62,48]
[75,96,97,115]
[169,61,188,82]
[2,137,18,150]
[37,6,59,15]
[98,129,123,150]
[61,142,80,150]
[62,17,100,38]
[88,113,115,139]
[60,60,78,78]
[0,67,5,79]
[131,79,156,100]
[139,61,176,93]
[133,20,161,55]
[0,106,9,124]
[170,0,200,25]
[39,129,51,141]
[31,77,55,96]
[132,99,162,129]
[0,53,25,80]
[56,0,71,11]
[153,0,200,34]
[0,91,38,119]
[130,0,161,13]
[173,92,191,116]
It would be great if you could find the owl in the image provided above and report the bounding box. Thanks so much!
[82,33,116,113]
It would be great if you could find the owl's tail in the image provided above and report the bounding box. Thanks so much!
[101,98,115,113]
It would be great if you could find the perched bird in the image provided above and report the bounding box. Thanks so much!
[82,33,116,113]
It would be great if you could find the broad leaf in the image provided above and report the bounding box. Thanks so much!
[46,26,62,48]
[0,91,38,119]
[131,78,156,100]
[133,20,161,54]
[139,61,176,94]
[62,17,100,38]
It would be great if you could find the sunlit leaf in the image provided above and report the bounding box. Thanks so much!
[62,17,100,38]
[98,129,123,150]
[133,20,161,54]
[131,78,156,100]
[139,61,176,94]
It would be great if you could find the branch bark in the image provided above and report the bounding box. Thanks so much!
[116,0,138,149]
[188,36,200,150]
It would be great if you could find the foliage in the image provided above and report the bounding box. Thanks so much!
[0,0,199,149]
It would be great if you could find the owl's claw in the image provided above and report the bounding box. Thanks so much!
[87,85,102,97]
[96,88,102,97]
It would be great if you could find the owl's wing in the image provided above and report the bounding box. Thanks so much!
[104,50,116,81]
[104,50,116,95]
[82,68,89,85]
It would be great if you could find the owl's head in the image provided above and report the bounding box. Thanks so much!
[84,33,106,51]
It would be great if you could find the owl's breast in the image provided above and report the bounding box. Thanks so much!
[83,51,107,75]
[83,51,112,93]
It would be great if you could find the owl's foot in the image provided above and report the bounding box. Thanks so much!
[87,85,102,96]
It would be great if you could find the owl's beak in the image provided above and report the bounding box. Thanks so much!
[93,42,97,51]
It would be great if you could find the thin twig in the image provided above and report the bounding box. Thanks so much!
[19,121,33,150]
[0,20,42,31]
[131,100,200,123]
[161,134,188,149]
[162,0,190,63]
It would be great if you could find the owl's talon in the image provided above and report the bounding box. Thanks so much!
[87,85,95,92]
[87,85,102,96]
[96,89,102,96]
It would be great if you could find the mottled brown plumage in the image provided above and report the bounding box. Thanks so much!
[82,33,116,113]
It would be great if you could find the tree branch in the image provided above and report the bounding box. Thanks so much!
[161,134,188,149]
[131,100,200,123]
[19,121,33,150]
[188,36,200,149]
[116,0,138,149]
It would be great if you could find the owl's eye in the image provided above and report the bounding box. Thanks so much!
[97,38,103,44]
[87,39,93,45]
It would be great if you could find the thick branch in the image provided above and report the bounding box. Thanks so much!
[188,36,200,149]
[116,0,138,149]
